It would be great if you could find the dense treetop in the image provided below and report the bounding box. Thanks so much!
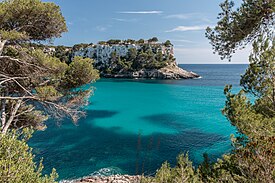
[0,0,99,135]
[145,0,275,182]
[0,0,67,41]
[0,130,58,183]
[0,1,99,182]
[206,0,274,60]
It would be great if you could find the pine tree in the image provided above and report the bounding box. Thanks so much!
[0,0,99,134]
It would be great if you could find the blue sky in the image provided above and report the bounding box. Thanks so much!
[46,0,250,64]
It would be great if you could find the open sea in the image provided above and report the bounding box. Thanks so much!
[29,64,248,181]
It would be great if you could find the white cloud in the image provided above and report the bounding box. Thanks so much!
[166,25,208,32]
[165,14,190,19]
[118,11,163,14]
[112,18,137,22]
[96,26,108,32]
[165,13,196,20]
[165,13,213,23]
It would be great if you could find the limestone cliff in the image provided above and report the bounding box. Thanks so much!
[46,39,200,79]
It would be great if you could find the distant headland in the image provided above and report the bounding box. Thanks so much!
[39,37,200,79]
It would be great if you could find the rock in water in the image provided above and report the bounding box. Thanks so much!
[63,175,141,183]
[158,61,199,79]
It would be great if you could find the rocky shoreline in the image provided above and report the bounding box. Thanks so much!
[102,62,200,79]
[62,175,141,183]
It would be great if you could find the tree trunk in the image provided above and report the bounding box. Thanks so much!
[0,99,7,130]
[0,39,7,56]
[1,100,22,134]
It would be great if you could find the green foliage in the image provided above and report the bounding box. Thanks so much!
[0,1,100,182]
[132,51,147,70]
[197,154,213,182]
[65,56,99,88]
[125,39,136,44]
[164,40,172,47]
[240,36,275,117]
[13,105,48,131]
[71,38,175,75]
[36,86,60,101]
[146,1,275,182]
[0,0,99,134]
[223,86,275,138]
[148,37,159,43]
[2,45,19,57]
[0,46,100,132]
[31,49,68,75]
[207,35,275,183]
[223,36,275,138]
[128,48,137,61]
[206,0,274,60]
[172,154,200,182]
[54,46,72,63]
[137,39,145,44]
[142,153,200,183]
[0,130,58,183]
[142,2,275,183]
[127,46,172,71]
[94,44,174,74]
[0,30,29,41]
[107,39,121,45]
[98,41,107,45]
[0,0,67,41]
[72,43,91,51]
[205,1,275,182]
[152,161,172,183]
[155,50,163,62]
[199,137,275,182]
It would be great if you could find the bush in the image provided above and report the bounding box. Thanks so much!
[0,130,58,183]
[142,153,200,183]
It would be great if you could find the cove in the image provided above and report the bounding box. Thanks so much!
[29,64,247,180]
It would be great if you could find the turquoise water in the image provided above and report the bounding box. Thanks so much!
[29,64,248,180]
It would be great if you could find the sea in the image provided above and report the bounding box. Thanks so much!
[29,64,248,181]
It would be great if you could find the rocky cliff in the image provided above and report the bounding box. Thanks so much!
[102,61,199,79]
[71,40,199,79]
[45,39,200,79]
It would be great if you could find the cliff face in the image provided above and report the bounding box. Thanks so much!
[73,43,174,65]
[72,42,199,79]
